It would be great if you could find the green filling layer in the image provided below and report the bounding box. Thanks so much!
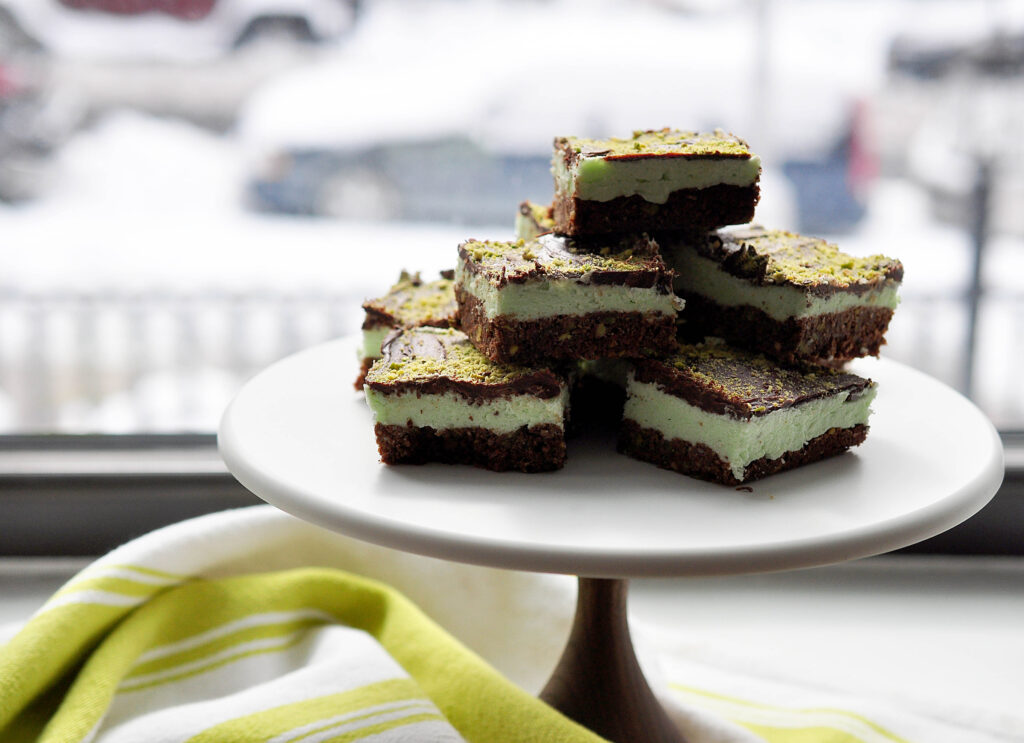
[359,327,391,360]
[563,156,761,204]
[668,244,900,320]
[624,374,876,481]
[457,262,679,321]
[365,387,568,434]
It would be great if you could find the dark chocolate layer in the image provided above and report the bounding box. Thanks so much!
[457,289,677,365]
[553,184,759,237]
[631,340,873,419]
[618,419,868,485]
[374,422,566,472]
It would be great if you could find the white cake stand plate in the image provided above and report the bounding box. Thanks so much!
[218,336,1004,743]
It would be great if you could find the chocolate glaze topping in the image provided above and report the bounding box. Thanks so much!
[458,234,674,293]
[687,226,903,299]
[361,271,458,330]
[367,327,566,400]
[555,128,754,167]
[517,200,555,235]
[632,340,873,419]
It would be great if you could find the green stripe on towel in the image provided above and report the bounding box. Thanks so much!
[186,679,432,742]
[2,567,607,743]
[671,683,912,743]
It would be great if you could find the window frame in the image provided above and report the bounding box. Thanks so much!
[0,432,1021,557]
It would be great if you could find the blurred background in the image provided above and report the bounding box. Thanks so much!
[0,0,1022,436]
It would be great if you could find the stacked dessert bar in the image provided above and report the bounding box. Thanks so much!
[360,128,903,484]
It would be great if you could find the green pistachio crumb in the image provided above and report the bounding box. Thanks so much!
[367,328,550,386]
[719,227,901,288]
[564,128,752,159]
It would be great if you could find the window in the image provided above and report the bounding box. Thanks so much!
[1,0,1021,553]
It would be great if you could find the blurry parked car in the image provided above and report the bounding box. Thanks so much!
[249,135,552,225]
[2,0,361,60]
[0,57,83,202]
[0,0,362,131]
[238,1,868,231]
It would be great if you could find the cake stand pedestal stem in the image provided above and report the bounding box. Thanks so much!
[540,577,686,743]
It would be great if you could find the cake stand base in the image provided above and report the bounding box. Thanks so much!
[540,577,686,743]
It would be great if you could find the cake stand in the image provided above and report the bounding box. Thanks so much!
[218,336,1004,743]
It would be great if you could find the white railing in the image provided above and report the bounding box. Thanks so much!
[0,287,362,432]
[0,287,1021,432]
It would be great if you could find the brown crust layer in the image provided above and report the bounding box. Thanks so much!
[553,183,759,236]
[354,356,375,390]
[374,422,566,472]
[679,293,895,365]
[456,288,677,364]
[617,418,868,485]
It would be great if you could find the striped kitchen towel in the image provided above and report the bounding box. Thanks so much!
[0,506,592,743]
[1,506,1021,743]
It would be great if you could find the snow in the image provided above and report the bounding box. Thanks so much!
[1,112,473,294]
[235,0,805,156]
[237,0,1024,161]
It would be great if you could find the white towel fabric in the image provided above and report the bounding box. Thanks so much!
[2,505,1022,743]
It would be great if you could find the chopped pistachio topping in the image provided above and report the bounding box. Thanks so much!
[514,201,554,241]
[526,201,555,229]
[366,327,549,386]
[564,128,753,159]
[364,270,457,326]
[717,226,902,289]
[668,339,864,413]
[460,234,659,278]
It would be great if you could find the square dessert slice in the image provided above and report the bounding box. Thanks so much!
[618,340,876,485]
[552,128,761,236]
[664,226,903,365]
[364,327,569,472]
[356,270,458,388]
[515,200,555,240]
[455,233,681,364]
